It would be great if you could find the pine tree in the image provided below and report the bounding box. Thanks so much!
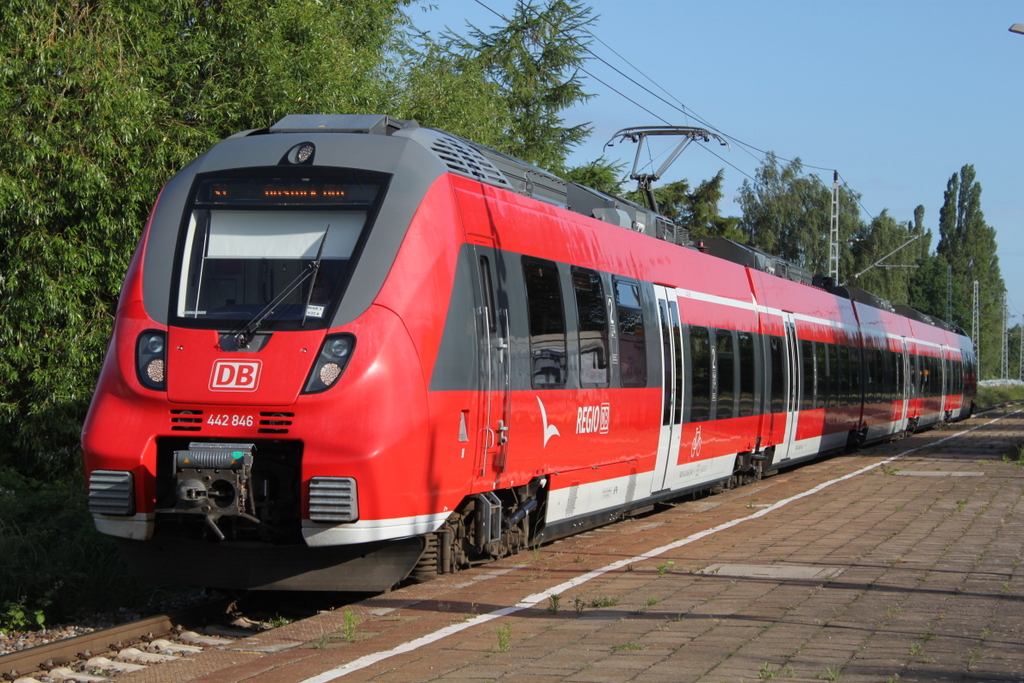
[443,0,596,173]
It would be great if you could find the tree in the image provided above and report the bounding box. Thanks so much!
[845,210,917,304]
[905,205,948,317]
[935,165,1004,378]
[624,171,743,242]
[563,156,627,195]
[391,41,509,147]
[443,0,596,173]
[0,0,411,475]
[736,154,862,276]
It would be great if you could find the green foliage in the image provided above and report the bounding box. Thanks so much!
[0,0,411,476]
[496,622,512,651]
[976,383,1024,408]
[0,467,155,621]
[442,0,596,173]
[342,610,360,642]
[588,595,619,608]
[1001,443,1024,466]
[629,171,743,243]
[934,165,1005,378]
[563,156,626,195]
[391,40,509,146]
[846,210,919,304]
[736,154,861,274]
[1,596,49,634]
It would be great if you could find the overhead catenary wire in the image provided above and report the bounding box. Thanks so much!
[466,0,879,218]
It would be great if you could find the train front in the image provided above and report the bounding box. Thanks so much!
[81,115,450,591]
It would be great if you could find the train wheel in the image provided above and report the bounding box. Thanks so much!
[408,533,439,583]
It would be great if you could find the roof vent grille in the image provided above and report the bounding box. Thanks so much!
[429,135,510,187]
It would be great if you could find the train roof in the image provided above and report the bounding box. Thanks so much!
[257,114,689,248]
[254,115,966,339]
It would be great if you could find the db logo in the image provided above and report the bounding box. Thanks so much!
[210,360,262,392]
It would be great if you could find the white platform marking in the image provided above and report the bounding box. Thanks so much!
[299,411,1018,683]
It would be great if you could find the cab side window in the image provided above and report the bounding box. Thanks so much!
[572,268,609,387]
[523,257,566,388]
[614,279,647,387]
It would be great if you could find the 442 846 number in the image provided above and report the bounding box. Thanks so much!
[206,414,254,427]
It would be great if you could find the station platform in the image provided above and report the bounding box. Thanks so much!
[120,408,1024,683]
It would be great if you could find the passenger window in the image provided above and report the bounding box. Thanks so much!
[738,331,755,417]
[868,350,879,403]
[838,345,849,406]
[523,258,566,388]
[572,268,609,386]
[815,342,827,410]
[769,335,785,414]
[716,330,736,420]
[801,340,815,411]
[690,326,711,422]
[826,344,838,408]
[614,279,647,387]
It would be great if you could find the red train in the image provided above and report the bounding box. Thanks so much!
[82,115,976,591]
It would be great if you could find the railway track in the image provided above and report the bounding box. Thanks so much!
[0,600,236,682]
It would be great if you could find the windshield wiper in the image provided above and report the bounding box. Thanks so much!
[233,228,329,348]
[301,225,330,328]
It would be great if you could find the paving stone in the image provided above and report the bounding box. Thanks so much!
[115,413,1024,683]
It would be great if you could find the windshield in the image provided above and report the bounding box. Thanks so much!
[173,169,389,329]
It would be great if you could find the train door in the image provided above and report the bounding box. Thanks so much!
[941,348,950,416]
[775,312,800,462]
[652,285,684,492]
[472,248,511,481]
[896,338,910,432]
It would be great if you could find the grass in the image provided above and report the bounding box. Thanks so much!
[976,384,1024,408]
[1001,444,1024,466]
[611,642,645,651]
[266,614,293,628]
[342,610,360,642]
[589,596,619,608]
[821,665,842,680]
[758,662,794,679]
[496,622,512,652]
[0,466,174,625]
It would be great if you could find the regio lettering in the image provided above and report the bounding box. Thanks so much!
[576,403,610,434]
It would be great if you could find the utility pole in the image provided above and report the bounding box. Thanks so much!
[1019,315,1023,381]
[829,171,839,283]
[972,280,979,373]
[1002,293,1009,380]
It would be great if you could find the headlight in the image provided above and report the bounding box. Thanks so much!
[303,333,355,394]
[136,330,167,391]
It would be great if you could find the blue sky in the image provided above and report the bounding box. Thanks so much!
[412,0,1024,323]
